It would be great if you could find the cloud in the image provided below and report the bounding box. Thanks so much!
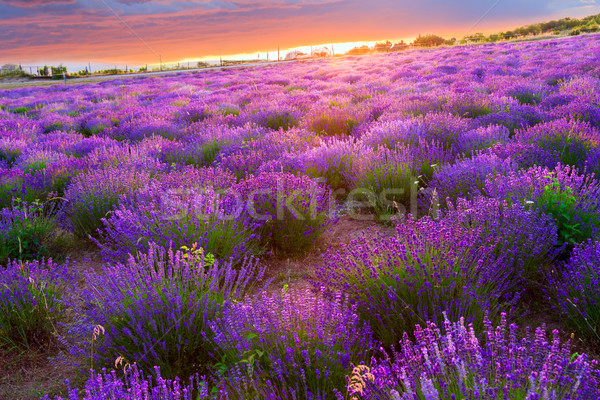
[115,0,151,4]
[0,0,74,6]
[1,0,598,65]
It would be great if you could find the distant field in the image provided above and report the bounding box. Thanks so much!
[2,33,600,399]
[0,75,129,89]
[0,60,289,89]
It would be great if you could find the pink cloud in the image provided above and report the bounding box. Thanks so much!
[0,0,75,6]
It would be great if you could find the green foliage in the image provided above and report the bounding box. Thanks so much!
[264,191,329,256]
[260,111,298,131]
[180,243,215,267]
[219,105,241,116]
[50,66,67,80]
[536,178,599,247]
[353,156,417,221]
[465,13,600,42]
[9,106,30,115]
[414,34,447,47]
[0,261,71,350]
[0,148,22,166]
[309,111,358,136]
[0,200,61,265]
[538,134,591,170]
[0,70,27,79]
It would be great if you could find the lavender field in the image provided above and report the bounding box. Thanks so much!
[1,34,600,399]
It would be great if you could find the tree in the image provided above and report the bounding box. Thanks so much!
[413,34,446,47]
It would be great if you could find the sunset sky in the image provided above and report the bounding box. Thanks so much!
[0,0,598,70]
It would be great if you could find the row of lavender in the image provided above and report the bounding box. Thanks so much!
[1,33,600,398]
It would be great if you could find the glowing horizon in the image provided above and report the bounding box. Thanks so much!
[1,0,599,70]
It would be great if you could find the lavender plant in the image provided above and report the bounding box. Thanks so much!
[0,199,61,263]
[62,168,153,238]
[484,165,600,249]
[425,152,516,210]
[80,244,265,380]
[47,364,208,400]
[353,314,600,399]
[95,184,262,264]
[0,167,53,208]
[0,259,74,349]
[548,239,600,341]
[212,288,377,399]
[317,197,528,346]
[512,119,600,173]
[307,106,360,136]
[352,146,417,221]
[233,172,332,255]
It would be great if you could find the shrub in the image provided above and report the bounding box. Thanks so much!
[0,167,53,209]
[159,165,236,191]
[512,119,600,173]
[177,103,210,124]
[442,92,496,119]
[218,149,267,180]
[110,119,179,142]
[445,197,558,279]
[536,177,600,247]
[161,140,225,168]
[455,125,510,154]
[425,152,516,210]
[363,113,473,155]
[484,165,600,250]
[548,239,600,341]
[15,149,67,175]
[0,200,60,264]
[307,107,360,136]
[477,103,547,136]
[79,244,265,380]
[352,147,417,221]
[0,138,27,166]
[96,184,262,264]
[233,172,332,255]
[212,288,377,398]
[252,109,300,131]
[416,112,476,153]
[62,168,153,238]
[361,119,426,150]
[67,136,118,158]
[302,138,365,190]
[353,314,600,399]
[317,198,527,346]
[0,259,74,350]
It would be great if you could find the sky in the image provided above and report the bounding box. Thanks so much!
[0,0,599,70]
